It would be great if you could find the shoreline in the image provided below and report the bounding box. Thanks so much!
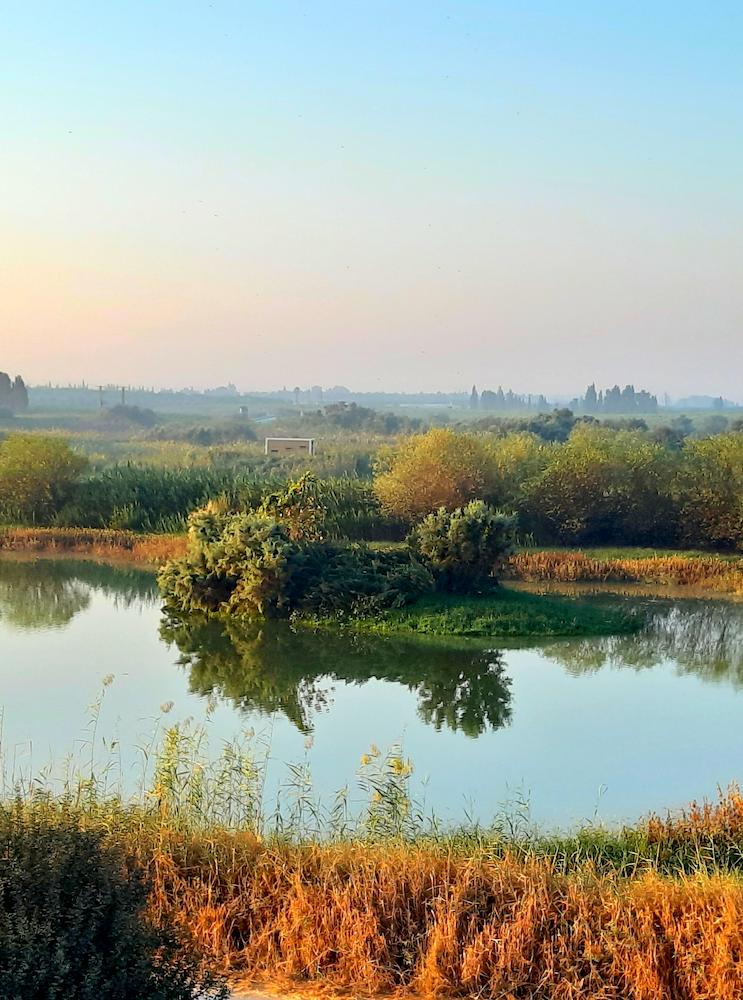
[1,527,740,593]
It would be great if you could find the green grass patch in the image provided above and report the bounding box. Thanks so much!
[303,586,641,638]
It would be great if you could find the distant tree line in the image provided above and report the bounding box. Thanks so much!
[469,386,550,412]
[572,383,658,414]
[291,402,423,435]
[0,372,28,414]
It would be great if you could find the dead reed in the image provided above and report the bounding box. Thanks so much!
[146,836,743,998]
[9,713,743,999]
[0,526,186,565]
[508,550,743,595]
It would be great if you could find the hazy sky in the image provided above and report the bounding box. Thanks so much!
[2,2,742,398]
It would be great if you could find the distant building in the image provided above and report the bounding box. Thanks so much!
[264,437,316,457]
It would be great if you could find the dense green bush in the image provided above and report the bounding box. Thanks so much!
[410,501,516,592]
[519,426,680,546]
[159,505,433,618]
[377,425,743,551]
[0,802,226,1000]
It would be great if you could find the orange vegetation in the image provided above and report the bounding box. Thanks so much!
[148,837,743,999]
[508,550,743,595]
[0,526,186,566]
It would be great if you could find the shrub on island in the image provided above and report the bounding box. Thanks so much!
[158,487,515,619]
[159,503,435,618]
[409,500,517,593]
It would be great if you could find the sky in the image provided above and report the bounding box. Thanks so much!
[1,1,742,399]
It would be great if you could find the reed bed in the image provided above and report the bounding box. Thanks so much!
[0,525,186,565]
[143,836,743,998]
[508,549,743,595]
[8,714,743,999]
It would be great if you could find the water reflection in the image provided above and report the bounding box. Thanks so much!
[2,559,742,740]
[0,559,158,630]
[544,599,743,683]
[160,614,513,737]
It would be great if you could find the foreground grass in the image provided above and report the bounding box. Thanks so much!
[16,781,743,1000]
[508,547,743,595]
[7,714,743,999]
[303,586,640,638]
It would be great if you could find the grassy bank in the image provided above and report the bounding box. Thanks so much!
[302,586,641,638]
[0,525,186,565]
[14,776,743,1000]
[508,547,743,595]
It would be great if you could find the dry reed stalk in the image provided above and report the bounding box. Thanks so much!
[143,835,743,998]
[0,526,186,565]
[507,551,743,595]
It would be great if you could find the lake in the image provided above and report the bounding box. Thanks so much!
[1,557,742,829]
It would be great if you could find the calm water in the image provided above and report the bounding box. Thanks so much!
[1,557,742,829]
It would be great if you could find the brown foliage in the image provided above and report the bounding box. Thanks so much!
[146,835,743,998]
[0,526,186,566]
[507,550,743,595]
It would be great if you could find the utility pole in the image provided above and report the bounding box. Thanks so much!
[121,385,126,406]
[98,385,104,408]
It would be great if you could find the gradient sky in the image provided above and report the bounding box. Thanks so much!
[2,2,742,398]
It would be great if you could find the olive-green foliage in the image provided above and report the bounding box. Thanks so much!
[520,426,679,546]
[376,424,743,551]
[0,801,226,1000]
[676,434,743,550]
[0,434,88,524]
[410,501,517,592]
[159,504,433,618]
[3,422,741,550]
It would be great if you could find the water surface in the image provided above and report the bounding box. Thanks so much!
[1,557,742,828]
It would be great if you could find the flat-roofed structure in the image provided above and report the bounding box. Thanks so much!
[264,437,316,457]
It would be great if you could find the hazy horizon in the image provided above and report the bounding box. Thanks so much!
[3,2,742,397]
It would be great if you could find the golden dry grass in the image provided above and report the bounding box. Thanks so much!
[0,526,186,565]
[145,835,743,999]
[508,550,743,595]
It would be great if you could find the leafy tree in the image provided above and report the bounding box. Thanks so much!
[409,500,517,592]
[525,408,581,443]
[259,472,328,540]
[676,434,743,550]
[522,425,679,545]
[0,434,87,524]
[373,428,497,520]
[485,432,551,517]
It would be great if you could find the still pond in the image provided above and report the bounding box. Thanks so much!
[1,557,742,829]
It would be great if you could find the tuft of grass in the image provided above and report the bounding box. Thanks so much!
[302,586,641,638]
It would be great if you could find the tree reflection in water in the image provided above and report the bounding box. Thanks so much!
[160,614,513,737]
[541,598,743,685]
[0,559,158,630]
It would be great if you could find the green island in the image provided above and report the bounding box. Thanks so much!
[300,586,640,637]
